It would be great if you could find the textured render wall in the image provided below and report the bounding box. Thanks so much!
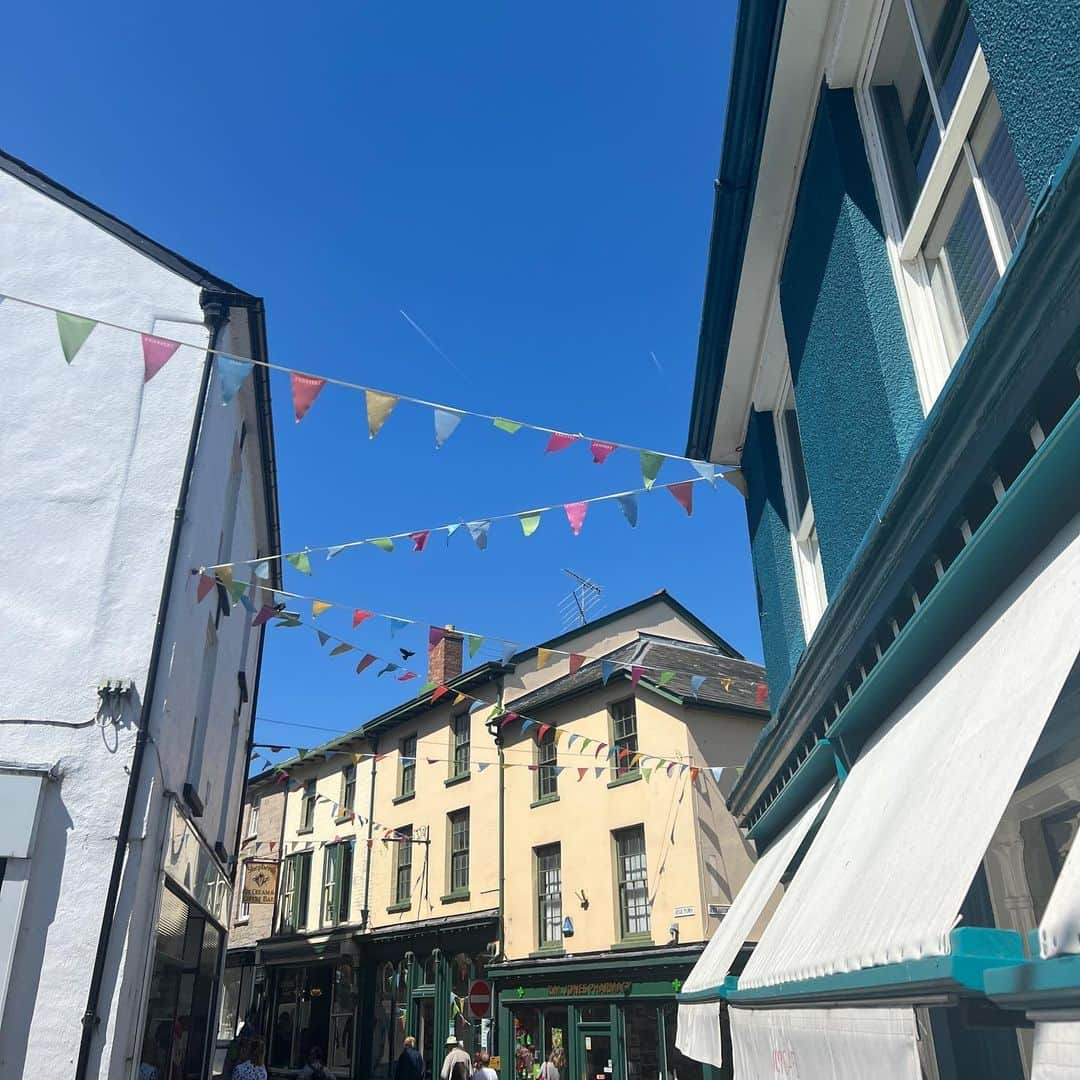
[780,87,923,595]
[968,0,1080,202]
[742,410,806,701]
[231,785,287,946]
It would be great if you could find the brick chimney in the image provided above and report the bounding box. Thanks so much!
[428,625,464,685]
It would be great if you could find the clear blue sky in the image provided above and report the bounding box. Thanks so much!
[3,1,755,759]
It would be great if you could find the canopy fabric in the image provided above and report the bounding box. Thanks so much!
[740,515,1080,991]
[1039,819,1080,959]
[675,784,834,1067]
[1031,1021,1080,1080]
[729,1006,920,1079]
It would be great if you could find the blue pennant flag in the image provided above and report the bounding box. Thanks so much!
[467,520,492,550]
[501,642,517,665]
[377,663,399,678]
[388,617,410,638]
[521,718,537,731]
[434,407,463,449]
[217,355,254,405]
[601,660,616,686]
[446,523,463,544]
[689,674,706,698]
[616,493,638,528]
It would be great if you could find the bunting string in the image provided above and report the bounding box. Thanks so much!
[198,474,722,573]
[0,291,735,469]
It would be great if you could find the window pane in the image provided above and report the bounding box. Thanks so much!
[924,153,998,353]
[611,700,638,779]
[537,845,563,947]
[450,811,470,892]
[970,91,1032,251]
[909,0,979,122]
[454,715,470,775]
[871,0,942,227]
[396,827,413,903]
[616,827,650,937]
[401,736,416,796]
[780,394,810,525]
[538,736,558,799]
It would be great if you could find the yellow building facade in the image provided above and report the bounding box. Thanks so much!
[238,594,767,1080]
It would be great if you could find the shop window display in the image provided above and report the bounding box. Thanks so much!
[371,961,408,1080]
[624,1005,660,1080]
[661,1005,709,1080]
[329,960,356,1072]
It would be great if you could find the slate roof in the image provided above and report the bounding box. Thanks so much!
[508,633,767,716]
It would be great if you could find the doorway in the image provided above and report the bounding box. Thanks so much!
[578,1029,613,1080]
[417,996,436,1079]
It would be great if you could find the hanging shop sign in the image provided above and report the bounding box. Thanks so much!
[242,860,279,904]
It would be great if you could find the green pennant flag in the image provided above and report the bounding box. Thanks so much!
[658,671,676,687]
[56,312,97,364]
[518,512,542,537]
[493,417,523,434]
[370,537,394,553]
[418,680,437,695]
[641,768,653,782]
[297,746,309,758]
[580,738,592,752]
[228,579,248,605]
[286,551,312,575]
[640,451,664,490]
[467,634,484,658]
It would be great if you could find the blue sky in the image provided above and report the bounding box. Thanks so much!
[3,1,754,757]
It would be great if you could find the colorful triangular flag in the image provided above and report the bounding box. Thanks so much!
[56,312,96,364]
[577,767,588,781]
[564,501,588,536]
[252,604,275,627]
[658,671,676,687]
[589,440,616,464]
[356,654,377,674]
[330,643,354,657]
[388,617,410,638]
[691,461,720,487]
[501,642,517,665]
[494,417,523,434]
[640,451,664,489]
[286,551,312,575]
[366,390,398,438]
[616,493,639,528]
[431,685,451,703]
[601,660,616,686]
[429,626,447,648]
[434,407,463,448]
[312,600,332,618]
[667,481,694,516]
[537,648,556,669]
[710,767,724,785]
[377,662,399,677]
[290,372,327,422]
[545,431,579,453]
[410,531,430,552]
[569,653,585,675]
[353,609,373,629]
[594,767,605,780]
[755,683,769,706]
[398,671,417,682]
[689,674,706,698]
[316,630,331,647]
[466,634,484,658]
[370,537,394,553]
[467,520,491,550]
[196,574,216,603]
[630,666,644,688]
[519,512,542,538]
[141,333,181,382]
[217,355,254,405]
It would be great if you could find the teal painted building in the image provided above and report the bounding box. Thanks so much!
[681,0,1080,1075]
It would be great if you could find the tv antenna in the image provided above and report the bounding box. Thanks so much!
[559,569,604,629]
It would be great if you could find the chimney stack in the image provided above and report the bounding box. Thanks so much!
[428,625,464,686]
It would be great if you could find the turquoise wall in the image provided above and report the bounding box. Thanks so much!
[742,409,806,700]
[968,0,1080,202]
[780,87,923,594]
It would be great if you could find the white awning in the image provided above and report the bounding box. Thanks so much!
[1039,815,1080,960]
[1031,1021,1080,1080]
[676,783,834,1066]
[739,513,1080,991]
[729,1006,921,1079]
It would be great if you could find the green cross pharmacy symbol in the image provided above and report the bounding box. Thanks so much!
[670,979,683,993]
[516,987,525,999]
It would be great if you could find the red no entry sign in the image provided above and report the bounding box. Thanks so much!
[468,979,491,1018]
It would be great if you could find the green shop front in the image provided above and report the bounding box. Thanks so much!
[490,947,731,1080]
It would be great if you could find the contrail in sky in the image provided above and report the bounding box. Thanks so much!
[650,350,664,374]
[399,309,461,371]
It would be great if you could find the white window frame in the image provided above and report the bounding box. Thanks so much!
[773,369,829,641]
[854,0,1022,412]
[247,796,260,839]
[237,863,251,923]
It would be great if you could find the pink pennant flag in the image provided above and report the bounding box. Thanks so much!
[252,604,275,627]
[545,431,579,454]
[755,683,769,706]
[667,480,695,517]
[499,712,520,729]
[196,574,216,603]
[589,440,617,464]
[353,609,374,629]
[565,501,588,536]
[410,531,430,552]
[429,626,446,648]
[355,654,377,674]
[568,653,585,675]
[630,665,645,688]
[535,723,552,743]
[577,767,588,781]
[290,372,327,422]
[398,671,417,682]
[141,333,181,383]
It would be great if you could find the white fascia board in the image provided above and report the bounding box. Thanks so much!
[708,0,844,463]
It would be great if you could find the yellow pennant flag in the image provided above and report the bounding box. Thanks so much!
[366,390,399,438]
[537,647,556,669]
[630,752,643,768]
[550,728,564,744]
[720,677,733,692]
[312,600,332,618]
[453,693,467,705]
[216,565,234,589]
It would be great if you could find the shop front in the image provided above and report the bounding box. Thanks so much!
[490,947,727,1080]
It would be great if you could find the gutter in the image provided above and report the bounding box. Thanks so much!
[75,300,225,1080]
[685,0,787,461]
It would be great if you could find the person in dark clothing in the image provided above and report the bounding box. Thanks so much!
[395,1035,425,1080]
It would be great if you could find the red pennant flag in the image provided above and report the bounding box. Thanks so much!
[618,748,632,760]
[565,501,588,536]
[667,480,695,517]
[411,531,430,552]
[196,574,216,603]
[536,723,552,743]
[141,333,181,383]
[569,653,585,675]
[252,604,275,627]
[426,758,439,765]
[755,683,769,706]
[269,841,276,851]
[545,431,579,453]
[630,665,644,688]
[690,767,701,784]
[577,767,588,781]
[431,685,451,703]
[429,626,447,648]
[589,440,617,464]
[355,654,377,674]
[353,609,373,629]
[594,742,608,758]
[290,372,327,422]
[499,712,519,729]
[398,671,417,682]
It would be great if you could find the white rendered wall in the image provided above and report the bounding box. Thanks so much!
[0,169,272,1077]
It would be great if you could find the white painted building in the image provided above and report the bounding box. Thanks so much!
[0,150,280,1078]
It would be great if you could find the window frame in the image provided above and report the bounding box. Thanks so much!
[237,863,251,922]
[535,843,563,950]
[322,839,354,926]
[279,851,311,933]
[448,809,470,895]
[536,732,559,801]
[854,0,1027,410]
[772,367,829,640]
[341,764,356,813]
[610,697,640,780]
[394,826,413,905]
[614,825,651,940]
[247,796,260,838]
[300,779,317,832]
[451,713,471,778]
[399,735,417,798]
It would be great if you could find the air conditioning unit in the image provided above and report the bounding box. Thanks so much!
[707,904,730,920]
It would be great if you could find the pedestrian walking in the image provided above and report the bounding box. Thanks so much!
[231,1037,268,1080]
[440,1037,472,1080]
[472,1049,498,1080]
[395,1035,425,1080]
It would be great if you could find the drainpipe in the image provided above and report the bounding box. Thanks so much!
[494,677,506,960]
[75,302,226,1080]
[361,736,379,930]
